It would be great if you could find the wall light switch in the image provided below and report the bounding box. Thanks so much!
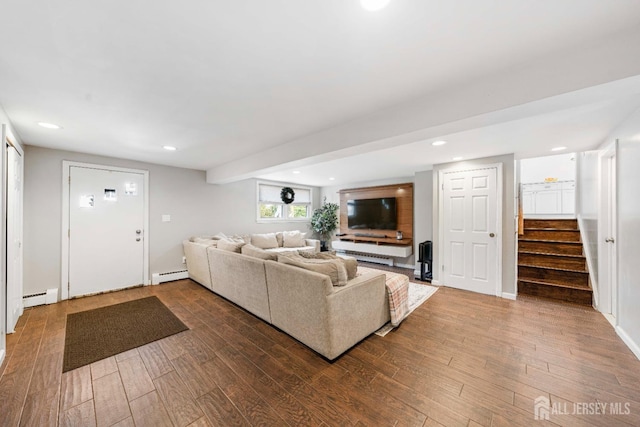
[162,214,171,222]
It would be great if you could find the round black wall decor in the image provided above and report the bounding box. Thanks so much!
[280,187,295,204]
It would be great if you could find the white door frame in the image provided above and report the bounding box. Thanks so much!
[61,161,150,300]
[598,141,617,322]
[6,142,24,332]
[438,163,503,297]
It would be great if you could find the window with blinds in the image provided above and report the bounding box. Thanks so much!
[257,182,312,221]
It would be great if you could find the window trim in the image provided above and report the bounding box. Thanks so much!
[256,181,313,223]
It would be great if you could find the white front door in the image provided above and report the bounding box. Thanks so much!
[442,166,500,296]
[6,146,23,332]
[69,166,145,297]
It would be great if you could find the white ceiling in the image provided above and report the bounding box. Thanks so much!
[1,0,640,187]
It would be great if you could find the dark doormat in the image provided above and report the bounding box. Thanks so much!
[63,296,188,372]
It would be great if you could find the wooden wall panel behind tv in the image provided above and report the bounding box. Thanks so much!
[338,183,413,240]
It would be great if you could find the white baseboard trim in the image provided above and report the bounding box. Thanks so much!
[602,313,616,328]
[151,270,189,285]
[431,279,442,286]
[501,292,517,300]
[0,349,5,368]
[616,326,640,361]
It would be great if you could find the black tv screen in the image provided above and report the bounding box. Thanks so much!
[347,198,397,230]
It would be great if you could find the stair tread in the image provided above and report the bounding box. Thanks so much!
[518,239,582,245]
[523,228,579,231]
[517,250,585,259]
[518,263,588,274]
[518,278,592,292]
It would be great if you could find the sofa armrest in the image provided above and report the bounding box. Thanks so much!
[305,238,321,253]
[325,273,389,358]
[183,240,213,289]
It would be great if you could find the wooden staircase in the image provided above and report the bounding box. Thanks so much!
[518,219,592,305]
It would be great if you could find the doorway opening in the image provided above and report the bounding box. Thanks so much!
[517,153,592,305]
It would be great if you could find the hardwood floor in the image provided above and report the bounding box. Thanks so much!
[1,278,639,426]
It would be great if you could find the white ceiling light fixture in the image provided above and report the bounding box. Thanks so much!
[162,145,177,151]
[292,170,301,174]
[551,146,567,152]
[37,122,61,129]
[432,140,447,146]
[329,177,335,181]
[360,0,391,12]
[453,156,464,161]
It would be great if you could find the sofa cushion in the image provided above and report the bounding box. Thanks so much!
[282,230,306,248]
[251,233,279,249]
[298,252,358,280]
[278,254,347,286]
[241,243,278,261]
[217,238,245,253]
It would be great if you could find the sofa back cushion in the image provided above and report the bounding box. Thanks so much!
[278,254,347,286]
[217,238,245,253]
[298,251,358,280]
[241,243,278,261]
[251,233,279,249]
[282,230,306,248]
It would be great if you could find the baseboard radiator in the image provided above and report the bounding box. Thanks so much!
[335,250,394,267]
[152,269,189,285]
[23,288,58,308]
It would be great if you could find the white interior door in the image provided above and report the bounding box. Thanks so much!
[6,146,23,332]
[442,167,500,296]
[69,166,145,297]
[598,144,618,319]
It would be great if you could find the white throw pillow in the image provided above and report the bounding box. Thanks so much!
[251,233,279,249]
[282,230,306,248]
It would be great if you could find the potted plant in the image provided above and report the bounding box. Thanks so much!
[310,197,340,251]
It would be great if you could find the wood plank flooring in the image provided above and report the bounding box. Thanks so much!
[1,278,639,426]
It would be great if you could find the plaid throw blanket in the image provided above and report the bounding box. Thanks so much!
[358,267,409,327]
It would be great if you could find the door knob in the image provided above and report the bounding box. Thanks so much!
[136,238,141,242]
[489,233,495,238]
[136,230,141,234]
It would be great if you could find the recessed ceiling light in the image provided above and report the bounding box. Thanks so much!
[453,156,463,161]
[360,0,391,11]
[292,170,301,174]
[38,122,61,129]
[432,140,447,146]
[329,177,335,181]
[551,146,567,152]
[162,145,177,151]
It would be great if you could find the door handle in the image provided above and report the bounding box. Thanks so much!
[605,237,615,243]
[136,230,142,234]
[489,233,496,238]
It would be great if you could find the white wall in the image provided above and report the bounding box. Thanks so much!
[520,153,576,183]
[575,151,600,286]
[413,170,433,273]
[432,154,517,295]
[23,146,319,297]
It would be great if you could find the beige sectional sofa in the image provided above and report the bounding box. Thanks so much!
[182,235,389,360]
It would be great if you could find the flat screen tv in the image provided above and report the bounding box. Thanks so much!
[347,197,397,230]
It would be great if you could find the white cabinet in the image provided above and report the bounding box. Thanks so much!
[522,180,575,216]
